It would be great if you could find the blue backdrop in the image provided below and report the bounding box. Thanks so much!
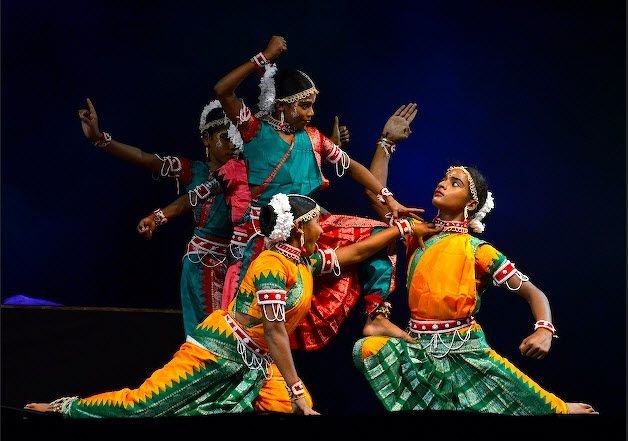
[2,0,625,416]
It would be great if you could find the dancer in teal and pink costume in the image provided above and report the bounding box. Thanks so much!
[213,35,423,350]
[79,98,250,335]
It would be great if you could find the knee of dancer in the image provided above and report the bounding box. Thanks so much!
[355,336,390,359]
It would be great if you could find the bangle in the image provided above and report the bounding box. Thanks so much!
[534,320,558,338]
[376,187,394,203]
[153,208,168,226]
[250,52,269,66]
[94,131,112,148]
[286,379,306,401]
[394,218,413,237]
[49,396,79,414]
[377,135,396,157]
[368,301,392,320]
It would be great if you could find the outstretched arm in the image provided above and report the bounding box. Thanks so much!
[510,279,556,360]
[346,158,423,220]
[365,103,419,221]
[335,219,440,267]
[78,98,163,173]
[137,194,192,239]
[213,36,287,123]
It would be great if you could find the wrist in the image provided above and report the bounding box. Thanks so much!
[250,52,270,75]
[534,320,558,338]
[394,218,414,238]
[376,187,394,204]
[93,131,111,148]
[152,208,168,226]
[377,135,396,157]
[285,379,306,401]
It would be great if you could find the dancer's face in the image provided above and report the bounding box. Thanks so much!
[432,168,477,217]
[278,93,317,130]
[300,213,323,255]
[203,128,238,164]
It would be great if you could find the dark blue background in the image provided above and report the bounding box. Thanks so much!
[2,1,625,416]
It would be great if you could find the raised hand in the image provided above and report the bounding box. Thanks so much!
[329,115,350,146]
[77,98,102,143]
[263,35,287,61]
[137,215,157,240]
[381,103,419,142]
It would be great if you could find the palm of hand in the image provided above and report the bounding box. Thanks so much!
[382,116,411,142]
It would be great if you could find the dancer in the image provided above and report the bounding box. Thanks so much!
[213,36,424,350]
[354,153,597,415]
[25,193,439,417]
[79,98,249,334]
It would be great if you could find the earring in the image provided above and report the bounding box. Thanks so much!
[299,230,306,253]
[205,146,209,159]
[280,111,285,124]
[463,206,469,221]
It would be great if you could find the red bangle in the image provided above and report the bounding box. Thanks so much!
[286,379,305,400]
[394,218,413,237]
[250,52,269,66]
[534,320,558,338]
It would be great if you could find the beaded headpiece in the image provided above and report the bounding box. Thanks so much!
[257,67,319,110]
[447,166,478,202]
[289,193,320,225]
[199,100,229,133]
[199,100,243,152]
[275,70,319,103]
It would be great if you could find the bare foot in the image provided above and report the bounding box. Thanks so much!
[24,403,54,413]
[566,402,598,414]
[362,315,416,343]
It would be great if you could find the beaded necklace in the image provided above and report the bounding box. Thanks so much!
[273,242,301,263]
[434,217,469,234]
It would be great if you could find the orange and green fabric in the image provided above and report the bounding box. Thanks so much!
[353,232,569,415]
[236,215,396,351]
[61,251,314,417]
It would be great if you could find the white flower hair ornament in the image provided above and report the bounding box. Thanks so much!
[265,193,294,246]
[468,191,494,233]
[226,121,244,152]
[199,100,224,133]
[257,63,278,115]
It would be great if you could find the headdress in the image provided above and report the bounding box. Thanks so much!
[288,193,320,225]
[266,193,294,243]
[275,70,319,103]
[264,193,321,247]
[199,100,228,133]
[199,100,244,152]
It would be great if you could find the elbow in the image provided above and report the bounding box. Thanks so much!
[213,82,224,98]
[213,80,231,99]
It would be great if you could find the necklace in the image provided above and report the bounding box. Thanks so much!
[434,217,469,234]
[261,114,297,134]
[273,242,301,262]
